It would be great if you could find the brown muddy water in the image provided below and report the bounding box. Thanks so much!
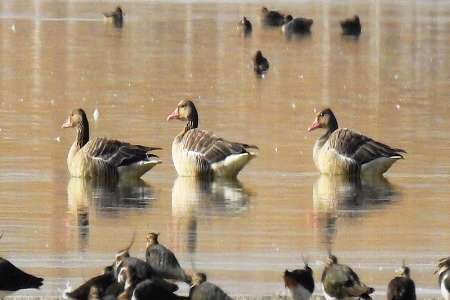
[0,0,449,299]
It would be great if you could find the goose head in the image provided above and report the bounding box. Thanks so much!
[145,232,159,248]
[308,108,338,133]
[167,100,199,129]
[62,109,88,129]
[191,272,207,287]
[395,265,411,278]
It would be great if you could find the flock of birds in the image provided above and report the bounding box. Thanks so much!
[0,4,447,300]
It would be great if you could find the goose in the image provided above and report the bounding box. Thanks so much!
[145,232,191,283]
[261,7,285,26]
[282,15,313,35]
[66,266,117,300]
[238,16,252,36]
[167,100,258,178]
[284,263,315,300]
[0,257,43,298]
[321,255,374,300]
[308,108,406,177]
[386,263,416,300]
[189,273,232,300]
[253,50,269,75]
[104,6,124,28]
[436,257,450,300]
[62,109,161,180]
[340,15,361,36]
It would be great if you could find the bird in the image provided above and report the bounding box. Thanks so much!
[145,232,191,283]
[238,16,252,36]
[253,50,269,75]
[189,272,232,300]
[65,266,117,300]
[386,263,416,300]
[308,108,406,178]
[103,6,124,28]
[167,100,258,178]
[0,257,43,298]
[282,15,313,35]
[340,15,361,36]
[261,7,285,26]
[132,279,187,300]
[321,254,374,300]
[284,263,315,300]
[436,257,450,300]
[62,108,161,180]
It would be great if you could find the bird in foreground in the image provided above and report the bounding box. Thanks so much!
[253,50,269,75]
[261,7,286,27]
[386,263,416,300]
[436,257,450,300]
[282,15,313,35]
[0,257,43,298]
[167,100,258,178]
[145,232,191,283]
[103,6,124,28]
[340,15,361,36]
[321,255,374,300]
[189,272,232,300]
[238,16,252,37]
[65,266,118,300]
[308,108,406,178]
[284,262,315,300]
[132,278,187,300]
[62,108,161,180]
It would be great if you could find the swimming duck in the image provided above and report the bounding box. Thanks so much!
[386,263,416,300]
[436,257,450,300]
[253,50,269,75]
[308,109,405,177]
[0,257,43,298]
[284,263,315,300]
[189,272,232,300]
[321,255,374,300]
[239,16,252,36]
[62,109,161,180]
[282,15,313,35]
[340,15,361,36]
[145,232,191,283]
[66,266,117,300]
[104,6,123,28]
[167,100,258,178]
[261,7,285,26]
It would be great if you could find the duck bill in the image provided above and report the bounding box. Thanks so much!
[167,109,180,121]
[308,119,320,132]
[61,117,72,128]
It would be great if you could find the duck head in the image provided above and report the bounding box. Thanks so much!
[395,264,411,278]
[146,232,160,247]
[308,108,338,133]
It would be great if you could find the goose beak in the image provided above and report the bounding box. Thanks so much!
[308,119,320,132]
[167,108,180,121]
[61,117,72,128]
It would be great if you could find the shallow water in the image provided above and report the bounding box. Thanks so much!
[0,0,449,299]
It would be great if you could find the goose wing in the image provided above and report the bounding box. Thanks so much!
[146,245,189,282]
[328,128,405,165]
[83,137,160,167]
[182,129,257,164]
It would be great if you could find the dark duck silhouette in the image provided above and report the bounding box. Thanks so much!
[340,15,361,36]
[253,50,269,75]
[145,232,191,283]
[321,254,374,299]
[387,263,416,300]
[103,6,124,28]
[284,261,314,300]
[238,16,252,36]
[261,7,285,26]
[0,257,43,298]
[282,15,313,36]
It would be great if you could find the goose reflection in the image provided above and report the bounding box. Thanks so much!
[312,175,398,247]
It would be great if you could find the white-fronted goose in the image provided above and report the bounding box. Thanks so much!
[104,6,123,28]
[167,100,258,178]
[261,7,285,26]
[340,15,361,36]
[253,50,269,75]
[145,232,191,283]
[0,257,43,298]
[387,263,416,300]
[321,255,374,300]
[436,257,450,300]
[189,272,232,300]
[308,109,406,177]
[62,109,161,180]
[284,263,315,300]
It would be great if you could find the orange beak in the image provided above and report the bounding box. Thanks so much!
[61,117,72,128]
[167,108,180,121]
[308,119,321,132]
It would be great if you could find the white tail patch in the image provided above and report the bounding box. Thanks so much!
[211,153,256,178]
[118,158,161,179]
[361,156,401,176]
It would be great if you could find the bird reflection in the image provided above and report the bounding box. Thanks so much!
[312,175,398,249]
[67,178,155,250]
